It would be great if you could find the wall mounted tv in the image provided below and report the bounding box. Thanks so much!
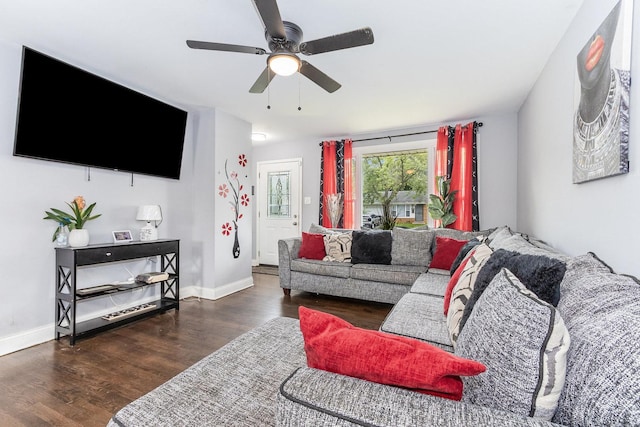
[13,46,188,180]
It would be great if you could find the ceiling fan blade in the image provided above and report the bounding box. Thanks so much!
[249,67,276,93]
[186,40,266,55]
[299,61,341,93]
[252,0,286,40]
[299,27,374,55]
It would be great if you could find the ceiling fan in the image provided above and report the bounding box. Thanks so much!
[186,0,374,94]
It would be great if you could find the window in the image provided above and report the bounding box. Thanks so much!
[353,138,436,228]
[267,171,290,217]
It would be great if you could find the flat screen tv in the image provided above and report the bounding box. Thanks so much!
[13,46,188,180]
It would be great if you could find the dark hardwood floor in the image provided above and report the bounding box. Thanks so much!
[0,273,393,426]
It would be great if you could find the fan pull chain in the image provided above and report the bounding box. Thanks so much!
[298,72,302,111]
[267,68,271,110]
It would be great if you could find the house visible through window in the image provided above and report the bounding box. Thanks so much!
[352,138,435,228]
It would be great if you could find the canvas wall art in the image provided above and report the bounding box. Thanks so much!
[573,0,634,183]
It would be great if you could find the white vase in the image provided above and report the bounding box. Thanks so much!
[68,229,90,247]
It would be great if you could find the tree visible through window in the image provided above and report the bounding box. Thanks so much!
[361,150,428,229]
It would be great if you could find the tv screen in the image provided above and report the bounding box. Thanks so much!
[13,47,188,180]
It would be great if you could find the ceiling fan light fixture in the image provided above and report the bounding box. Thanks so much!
[268,53,300,76]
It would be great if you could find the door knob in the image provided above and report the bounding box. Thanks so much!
[293,222,298,226]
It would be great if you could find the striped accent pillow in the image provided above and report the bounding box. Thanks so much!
[455,268,570,421]
[446,243,493,346]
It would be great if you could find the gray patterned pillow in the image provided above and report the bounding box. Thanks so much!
[322,232,352,262]
[390,227,435,267]
[446,243,493,346]
[455,268,570,421]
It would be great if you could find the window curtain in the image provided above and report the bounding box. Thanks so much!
[434,122,479,231]
[319,139,353,228]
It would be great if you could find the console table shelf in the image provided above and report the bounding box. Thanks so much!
[54,239,180,345]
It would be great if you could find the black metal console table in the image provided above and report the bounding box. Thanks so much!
[54,239,179,345]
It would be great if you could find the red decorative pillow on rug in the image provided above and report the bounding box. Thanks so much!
[429,236,469,270]
[298,306,486,401]
[443,253,474,316]
[298,232,326,260]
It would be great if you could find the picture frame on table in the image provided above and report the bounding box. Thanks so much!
[112,230,133,243]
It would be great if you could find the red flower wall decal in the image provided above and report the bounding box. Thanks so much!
[222,222,232,236]
[219,156,250,259]
[218,184,229,198]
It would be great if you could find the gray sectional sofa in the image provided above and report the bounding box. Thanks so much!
[278,224,485,304]
[108,225,640,427]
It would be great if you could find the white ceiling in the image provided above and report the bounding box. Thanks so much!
[1,0,585,146]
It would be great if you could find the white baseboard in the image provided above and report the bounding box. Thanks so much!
[198,276,254,300]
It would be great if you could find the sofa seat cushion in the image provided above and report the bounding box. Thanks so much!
[278,367,560,427]
[553,253,640,426]
[108,317,306,427]
[350,263,426,285]
[290,258,352,278]
[380,293,453,352]
[410,272,449,298]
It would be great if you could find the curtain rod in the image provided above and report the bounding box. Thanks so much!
[320,122,483,145]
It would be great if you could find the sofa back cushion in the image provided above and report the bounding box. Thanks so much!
[390,227,435,267]
[350,230,392,265]
[456,268,570,421]
[553,253,640,426]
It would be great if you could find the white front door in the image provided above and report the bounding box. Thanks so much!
[257,159,302,265]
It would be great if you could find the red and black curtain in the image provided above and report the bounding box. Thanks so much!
[435,122,479,231]
[319,139,354,228]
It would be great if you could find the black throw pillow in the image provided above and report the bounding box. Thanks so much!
[459,249,567,332]
[449,239,482,275]
[350,230,392,264]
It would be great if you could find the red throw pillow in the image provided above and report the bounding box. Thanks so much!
[429,236,469,270]
[298,306,486,401]
[298,232,326,260]
[443,253,474,316]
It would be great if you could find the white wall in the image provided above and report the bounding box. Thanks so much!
[0,40,251,355]
[251,113,519,260]
[518,0,640,277]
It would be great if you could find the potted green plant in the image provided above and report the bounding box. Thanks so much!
[43,196,101,246]
[428,176,458,228]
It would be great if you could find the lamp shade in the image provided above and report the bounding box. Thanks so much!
[136,205,162,221]
[268,53,300,76]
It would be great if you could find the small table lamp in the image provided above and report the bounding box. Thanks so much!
[136,205,163,241]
